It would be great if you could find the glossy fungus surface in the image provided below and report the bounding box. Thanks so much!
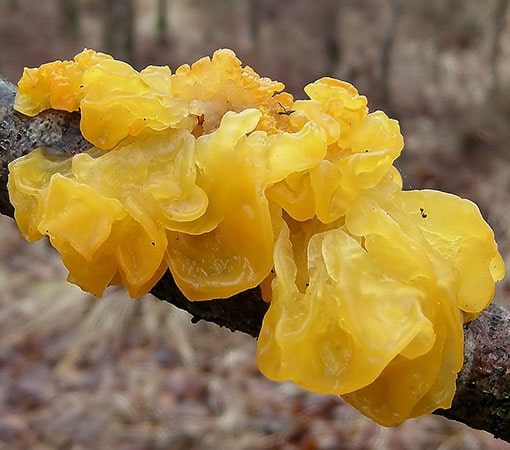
[9,49,505,426]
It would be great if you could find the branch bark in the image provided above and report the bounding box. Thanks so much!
[0,75,508,441]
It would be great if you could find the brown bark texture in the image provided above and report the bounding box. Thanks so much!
[0,75,508,441]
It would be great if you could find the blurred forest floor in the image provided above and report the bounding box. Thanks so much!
[1,0,510,449]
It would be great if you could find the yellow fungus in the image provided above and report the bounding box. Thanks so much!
[257,181,504,425]
[15,49,113,116]
[8,49,505,426]
[166,109,327,300]
[267,81,404,223]
[170,48,295,136]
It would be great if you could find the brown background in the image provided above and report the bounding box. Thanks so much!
[0,1,509,448]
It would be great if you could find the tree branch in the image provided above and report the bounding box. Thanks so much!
[0,75,508,441]
[437,304,510,441]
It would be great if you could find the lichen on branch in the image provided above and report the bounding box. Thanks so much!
[1,50,507,430]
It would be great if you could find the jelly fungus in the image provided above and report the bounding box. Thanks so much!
[8,49,504,426]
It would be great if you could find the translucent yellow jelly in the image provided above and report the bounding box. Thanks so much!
[8,49,505,426]
[257,181,504,425]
